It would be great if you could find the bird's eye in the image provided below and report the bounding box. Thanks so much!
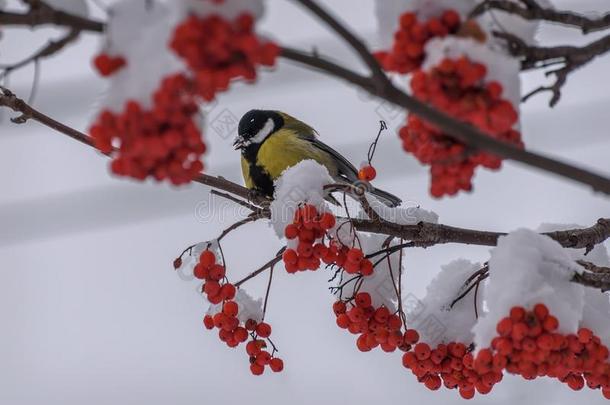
[250,118,255,123]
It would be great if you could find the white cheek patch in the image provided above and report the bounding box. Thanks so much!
[250,118,275,144]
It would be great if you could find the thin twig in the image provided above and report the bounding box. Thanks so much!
[1,86,608,251]
[234,248,285,288]
[470,1,610,34]
[0,29,80,80]
[262,263,275,319]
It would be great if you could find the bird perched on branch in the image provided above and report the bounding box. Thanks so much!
[234,109,401,207]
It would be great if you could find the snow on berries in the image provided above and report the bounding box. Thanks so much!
[374,9,462,74]
[90,74,206,185]
[478,304,610,398]
[170,12,279,101]
[400,55,522,197]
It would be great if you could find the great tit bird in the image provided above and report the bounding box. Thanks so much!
[234,110,402,207]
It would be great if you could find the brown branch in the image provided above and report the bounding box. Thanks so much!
[0,86,95,146]
[234,249,285,288]
[3,2,610,194]
[216,213,265,242]
[280,47,610,195]
[494,31,610,106]
[0,5,104,32]
[0,29,80,79]
[544,219,610,252]
[2,84,609,252]
[351,217,610,249]
[293,0,389,87]
[471,1,610,34]
[572,271,610,292]
[577,260,610,274]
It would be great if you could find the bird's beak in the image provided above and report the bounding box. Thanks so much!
[233,136,245,150]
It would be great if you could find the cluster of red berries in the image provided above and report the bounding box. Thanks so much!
[403,340,500,398]
[282,204,336,273]
[282,205,374,276]
[90,73,206,185]
[245,322,284,375]
[358,164,377,182]
[203,300,284,375]
[93,53,127,77]
[334,292,419,353]
[375,10,462,74]
[403,304,610,399]
[194,249,236,304]
[475,304,610,399]
[170,13,279,101]
[197,248,284,375]
[400,56,523,197]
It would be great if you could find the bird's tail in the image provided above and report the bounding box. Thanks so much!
[369,186,402,208]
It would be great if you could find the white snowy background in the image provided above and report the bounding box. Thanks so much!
[1,0,609,404]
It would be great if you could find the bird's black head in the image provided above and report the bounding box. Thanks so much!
[233,110,284,152]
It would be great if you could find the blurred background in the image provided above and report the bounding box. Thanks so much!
[1,0,609,404]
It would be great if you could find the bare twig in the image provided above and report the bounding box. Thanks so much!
[572,271,610,292]
[470,1,610,34]
[0,4,104,32]
[577,260,610,274]
[0,30,80,80]
[280,46,610,194]
[217,213,265,242]
[494,31,610,106]
[293,0,390,88]
[1,91,609,251]
[262,262,275,319]
[234,249,285,288]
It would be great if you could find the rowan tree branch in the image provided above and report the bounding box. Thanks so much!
[1,85,609,251]
[278,3,610,195]
[292,0,390,87]
[3,0,610,194]
[470,0,610,34]
[0,29,80,80]
[0,4,104,32]
[495,31,610,106]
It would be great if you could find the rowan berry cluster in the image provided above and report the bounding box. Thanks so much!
[245,321,284,375]
[282,205,373,276]
[476,304,610,399]
[198,248,284,375]
[93,53,127,77]
[400,56,523,197]
[195,249,235,304]
[170,13,280,101]
[282,204,336,273]
[403,303,610,399]
[90,74,206,185]
[334,292,419,353]
[375,10,462,74]
[402,340,500,399]
[203,303,284,374]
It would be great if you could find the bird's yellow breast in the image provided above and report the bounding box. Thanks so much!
[257,129,338,178]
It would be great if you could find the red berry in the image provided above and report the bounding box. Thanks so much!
[256,322,272,338]
[358,165,377,182]
[250,363,264,376]
[269,357,284,372]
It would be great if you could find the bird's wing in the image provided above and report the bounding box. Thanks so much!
[280,112,360,183]
[306,138,359,183]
